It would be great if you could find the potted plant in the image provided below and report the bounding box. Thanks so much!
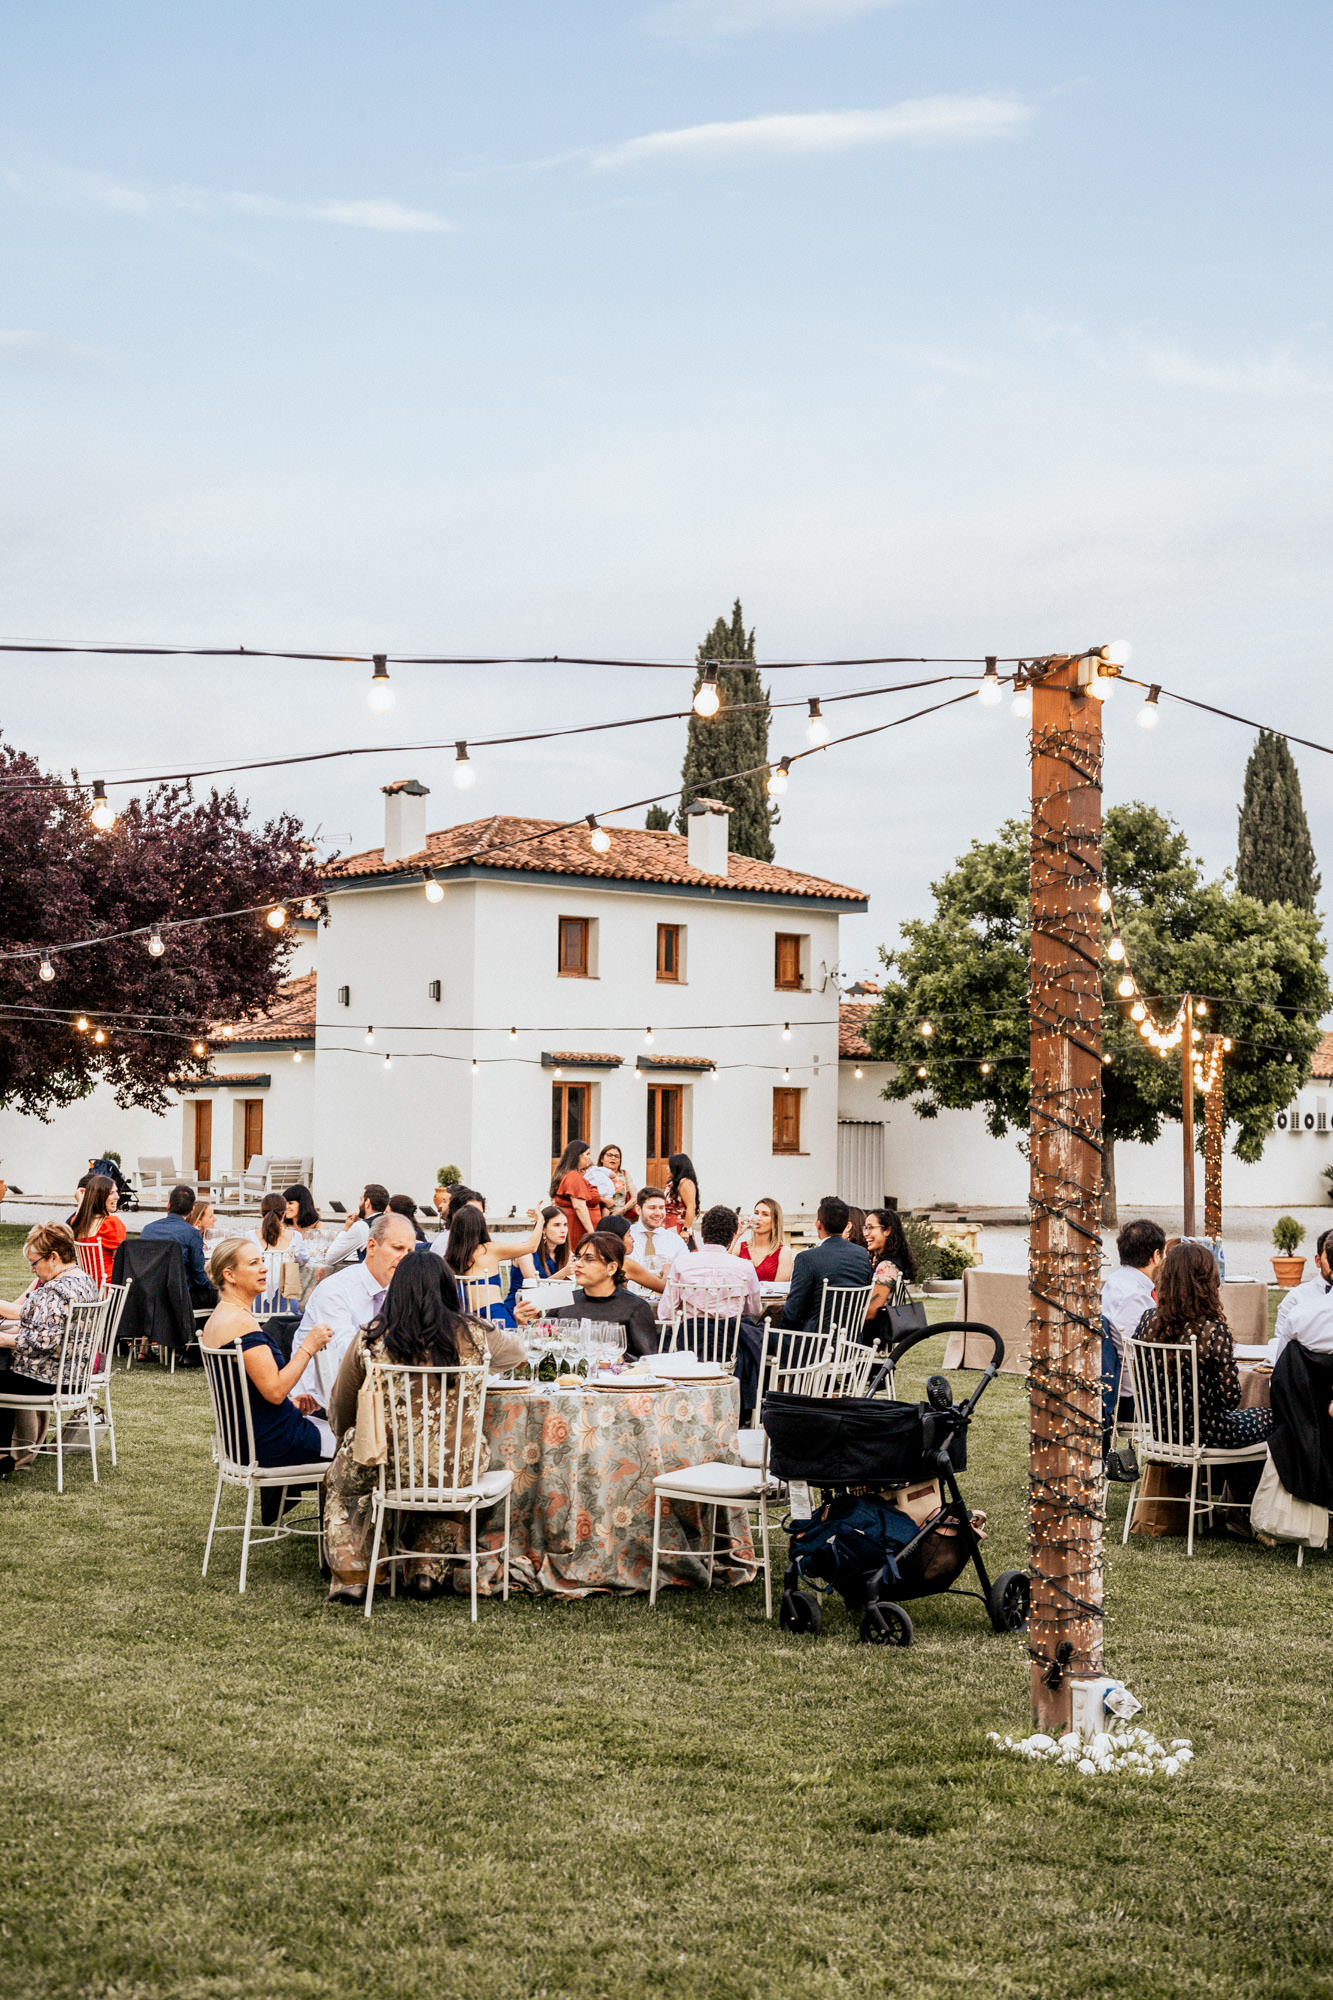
[1271,1215,1307,1288]
[436,1164,462,1189]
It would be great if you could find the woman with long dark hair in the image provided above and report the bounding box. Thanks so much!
[664,1153,699,1241]
[550,1140,602,1249]
[249,1190,308,1311]
[440,1201,543,1327]
[70,1174,127,1286]
[863,1207,918,1332]
[1135,1244,1273,1506]
[282,1184,321,1234]
[322,1254,521,1606]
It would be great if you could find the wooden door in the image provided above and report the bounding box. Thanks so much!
[551,1083,590,1172]
[243,1099,264,1167]
[193,1100,212,1185]
[645,1084,682,1186]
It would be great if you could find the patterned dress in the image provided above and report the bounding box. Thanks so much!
[1134,1309,1274,1450]
[322,1318,492,1587]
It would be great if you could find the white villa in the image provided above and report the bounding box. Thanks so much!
[4,776,1331,1220]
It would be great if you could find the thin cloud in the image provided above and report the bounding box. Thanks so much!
[6,159,451,234]
[0,329,99,363]
[644,0,911,39]
[1020,314,1332,397]
[590,95,1032,169]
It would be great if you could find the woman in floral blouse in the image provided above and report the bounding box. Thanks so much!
[0,1222,99,1475]
[322,1254,523,1607]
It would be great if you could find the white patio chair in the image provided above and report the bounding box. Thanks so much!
[63,1282,131,1467]
[735,1326,835,1471]
[137,1156,178,1193]
[0,1298,108,1492]
[363,1361,513,1622]
[73,1240,109,1292]
[649,1457,776,1618]
[663,1280,748,1369]
[823,1333,892,1400]
[199,1343,328,1593]
[1121,1336,1270,1556]
[264,1157,306,1193]
[819,1280,873,1345]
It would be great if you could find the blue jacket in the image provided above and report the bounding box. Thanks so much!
[780,1236,873,1333]
[141,1213,216,1305]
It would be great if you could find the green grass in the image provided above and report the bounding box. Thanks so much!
[5,1225,1332,2000]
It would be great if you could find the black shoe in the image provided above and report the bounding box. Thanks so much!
[0,1456,15,1482]
[327,1586,367,1607]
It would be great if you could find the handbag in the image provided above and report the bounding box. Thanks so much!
[884,1276,927,1342]
[1250,1452,1330,1549]
[352,1364,387,1468]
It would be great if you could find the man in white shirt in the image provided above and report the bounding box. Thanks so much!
[323,1183,391,1271]
[1273,1229,1333,1362]
[658,1205,761,1325]
[1101,1219,1166,1357]
[291,1210,416,1409]
[627,1189,687,1272]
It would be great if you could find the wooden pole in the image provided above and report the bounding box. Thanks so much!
[1181,993,1196,1238]
[1203,1032,1224,1241]
[1028,657,1104,1734]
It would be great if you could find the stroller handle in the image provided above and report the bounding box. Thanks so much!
[887,1318,1005,1372]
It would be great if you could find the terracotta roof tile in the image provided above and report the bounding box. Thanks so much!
[839,1001,875,1058]
[213,971,316,1045]
[635,1053,717,1072]
[322,816,864,903]
[1313,1031,1333,1079]
[541,1051,624,1069]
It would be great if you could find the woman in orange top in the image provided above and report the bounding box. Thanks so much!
[70,1174,127,1285]
[550,1141,602,1251]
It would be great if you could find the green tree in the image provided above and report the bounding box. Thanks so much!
[865,802,1329,1222]
[644,804,671,830]
[1237,729,1321,910]
[674,599,775,862]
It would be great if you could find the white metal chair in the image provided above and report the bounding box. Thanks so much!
[1121,1336,1270,1556]
[736,1326,835,1470]
[364,1361,513,1621]
[649,1456,776,1618]
[0,1297,109,1492]
[663,1280,748,1369]
[823,1333,892,1400]
[65,1282,131,1467]
[74,1239,109,1291]
[818,1280,873,1344]
[199,1342,328,1592]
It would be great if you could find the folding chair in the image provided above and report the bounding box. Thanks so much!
[199,1343,328,1592]
[74,1240,109,1291]
[663,1280,748,1369]
[364,1361,513,1621]
[0,1298,108,1492]
[1121,1337,1269,1556]
[818,1280,873,1344]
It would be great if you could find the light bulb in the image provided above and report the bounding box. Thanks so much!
[782,1023,791,1042]
[471,1059,478,1073]
[301,898,319,919]
[1139,1021,1152,1039]
[147,925,165,958]
[365,1025,375,1046]
[38,954,55,982]
[368,655,395,713]
[1138,697,1159,730]
[1097,888,1112,913]
[1131,1000,1147,1022]
[1116,974,1134,999]
[266,906,287,930]
[1103,1053,1113,1066]
[553,1066,562,1079]
[1196,1000,1207,1017]
[586,815,611,855]
[93,1027,106,1044]
[221,1027,232,1040]
[692,665,721,718]
[919,1019,934,1038]
[423,867,445,903]
[644,1026,654,1045]
[1104,639,1133,667]
[453,742,475,789]
[854,1065,863,1080]
[782,1067,791,1082]
[766,758,790,798]
[806,699,829,746]
[1107,936,1125,963]
[1012,687,1033,720]
[978,657,1003,706]
[1086,667,1114,702]
[89,782,116,832]
[193,1041,206,1057]
[384,1053,392,1070]
[293,1051,303,1062]
[509,1026,517,1042]
[916,1065,927,1079]
[980,1061,992,1075]
[1224,1037,1233,1052]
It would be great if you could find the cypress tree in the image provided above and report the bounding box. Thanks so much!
[644,804,671,830]
[674,599,776,861]
[1237,729,1321,910]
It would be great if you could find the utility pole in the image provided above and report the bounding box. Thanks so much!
[1181,992,1196,1238]
[1028,654,1105,1734]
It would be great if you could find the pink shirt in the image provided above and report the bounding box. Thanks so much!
[658,1245,761,1323]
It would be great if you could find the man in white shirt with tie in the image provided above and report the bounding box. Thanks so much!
[627,1189,687,1272]
[1273,1229,1333,1361]
[290,1211,417,1411]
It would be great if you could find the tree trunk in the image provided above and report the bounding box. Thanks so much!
[1101,1134,1117,1228]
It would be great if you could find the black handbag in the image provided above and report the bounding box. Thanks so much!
[886,1297,928,1341]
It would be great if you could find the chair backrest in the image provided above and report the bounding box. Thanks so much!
[819,1280,873,1343]
[93,1283,132,1380]
[55,1299,109,1400]
[199,1341,260,1471]
[372,1361,489,1501]
[264,1158,304,1192]
[1128,1337,1200,1457]
[664,1281,746,1367]
[74,1239,108,1291]
[138,1156,177,1182]
[759,1325,836,1401]
[823,1334,891,1400]
[459,1275,501,1321]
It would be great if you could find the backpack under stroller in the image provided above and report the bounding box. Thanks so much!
[761,1320,1029,1647]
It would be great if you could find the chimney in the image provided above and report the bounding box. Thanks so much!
[382,777,430,864]
[686,797,730,877]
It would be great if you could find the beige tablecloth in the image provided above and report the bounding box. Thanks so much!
[941,1270,1030,1374]
[1219,1282,1269,1345]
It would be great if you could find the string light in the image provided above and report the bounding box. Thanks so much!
[1131,1000,1147,1022]
[364,1025,375,1046]
[423,866,445,903]
[1139,684,1161,729]
[383,1052,392,1070]
[147,925,165,958]
[1102,1052,1113,1066]
[1116,973,1134,999]
[509,1026,517,1042]
[471,1058,478,1072]
[93,1027,106,1044]
[853,1064,863,1079]
[367,655,395,713]
[692,665,721,718]
[916,1064,927,1079]
[1012,685,1033,720]
[75,1016,89,1032]
[644,1026,654,1045]
[1196,1000,1207,1017]
[1096,888,1112,913]
[978,657,1003,706]
[293,1050,303,1062]
[766,757,791,798]
[192,1040,206,1056]
[453,742,475,789]
[1103,639,1133,667]
[806,698,829,746]
[586,815,612,855]
[301,897,319,919]
[980,1061,992,1075]
[38,955,55,982]
[89,782,116,832]
[1106,934,1125,962]
[266,906,287,930]
[782,1066,791,1082]
[782,1023,791,1042]
[919,1019,934,1038]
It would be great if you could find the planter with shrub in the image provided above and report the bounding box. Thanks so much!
[1271,1214,1306,1288]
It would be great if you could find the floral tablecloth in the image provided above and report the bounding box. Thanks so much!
[474,1377,755,1597]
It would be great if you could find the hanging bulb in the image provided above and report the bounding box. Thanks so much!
[1096,888,1112,913]
[266,906,287,930]
[1131,1000,1147,1022]
[1103,639,1133,667]
[644,1026,654,1045]
[586,815,612,855]
[553,1066,562,1079]
[75,1015,89,1033]
[978,657,1003,706]
[806,698,829,746]
[509,1026,517,1042]
[471,1059,478,1073]
[782,1023,792,1042]
[293,1050,303,1063]
[1102,1052,1113,1066]
[453,742,475,789]
[916,1065,927,1079]
[692,664,721,718]
[147,925,165,958]
[383,1052,392,1070]
[89,782,116,832]
[1011,685,1032,720]
[980,1061,992,1075]
[423,866,445,903]
[853,1065,863,1080]
[367,654,395,713]
[782,1067,791,1082]
[1138,1021,1153,1039]
[93,1027,106,1044]
[1116,973,1134,999]
[919,1019,934,1039]
[1223,1037,1233,1052]
[193,1041,206,1057]
[302,897,319,919]
[1195,999,1207,1017]
[1107,935,1126,963]
[766,757,791,798]
[221,1027,232,1040]
[1139,684,1161,729]
[38,954,55,982]
[365,1025,375,1046]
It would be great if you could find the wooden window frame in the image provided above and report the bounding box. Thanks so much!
[551,1082,592,1172]
[646,1083,684,1185]
[242,1098,264,1167]
[656,922,683,983]
[772,1086,802,1155]
[774,932,805,993]
[558,916,591,978]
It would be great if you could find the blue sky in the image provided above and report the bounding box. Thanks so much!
[4,0,1331,975]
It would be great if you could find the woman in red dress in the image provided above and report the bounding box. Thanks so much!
[70,1174,127,1285]
[550,1141,603,1252]
[735,1196,795,1283]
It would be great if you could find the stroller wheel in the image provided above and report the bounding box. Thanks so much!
[779,1590,823,1636]
[988,1569,1031,1633]
[859,1602,912,1648]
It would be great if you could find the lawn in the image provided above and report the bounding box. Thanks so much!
[5,1224,1332,2000]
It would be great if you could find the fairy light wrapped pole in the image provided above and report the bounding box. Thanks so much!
[1201,1032,1226,1240]
[1027,654,1105,1733]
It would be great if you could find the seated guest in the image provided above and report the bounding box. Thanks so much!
[142,1183,218,1307]
[200,1239,336,1518]
[862,1207,918,1333]
[188,1197,216,1239]
[627,1189,687,1273]
[735,1197,795,1284]
[843,1206,869,1253]
[518,1230,658,1356]
[780,1196,873,1333]
[0,1223,99,1476]
[71,1173,128,1286]
[282,1185,321,1236]
[324,1184,390,1269]
[659,1204,761,1325]
[289,1212,418,1412]
[323,1256,522,1607]
[445,1185,486,1225]
[1273,1228,1333,1362]
[388,1193,428,1243]
[515,1206,573,1283]
[1136,1240,1274,1508]
[550,1142,603,1250]
[598,1213,666,1297]
[430,1185,451,1225]
[1102,1218,1166,1350]
[436,1202,543,1326]
[248,1191,310,1313]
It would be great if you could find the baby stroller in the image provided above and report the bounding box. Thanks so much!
[761,1320,1029,1646]
[85,1157,140,1212]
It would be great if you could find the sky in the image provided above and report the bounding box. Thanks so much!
[4,0,1331,979]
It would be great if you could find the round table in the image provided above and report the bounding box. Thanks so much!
[474,1376,756,1597]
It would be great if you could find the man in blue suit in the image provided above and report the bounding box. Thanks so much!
[142,1183,217,1308]
[780,1195,873,1333]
